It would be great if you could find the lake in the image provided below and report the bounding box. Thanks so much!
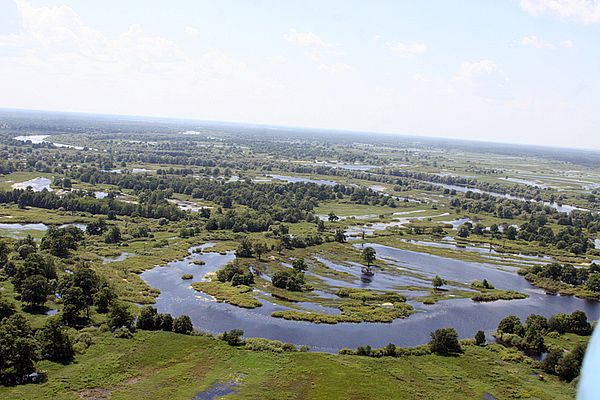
[11,177,52,192]
[141,242,599,352]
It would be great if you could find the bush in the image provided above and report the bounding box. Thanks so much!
[271,270,305,291]
[497,315,525,336]
[172,315,193,334]
[35,317,75,361]
[542,349,563,374]
[244,337,298,353]
[73,332,94,354]
[113,327,133,339]
[107,302,134,331]
[475,330,486,346]
[429,328,462,355]
[136,306,158,330]
[556,344,586,382]
[219,329,244,346]
[157,313,173,331]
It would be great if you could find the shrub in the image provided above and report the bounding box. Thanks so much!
[497,315,524,336]
[244,337,298,353]
[429,328,462,355]
[136,306,158,330]
[219,329,244,346]
[172,315,193,334]
[113,327,133,339]
[475,330,486,346]
[271,270,305,291]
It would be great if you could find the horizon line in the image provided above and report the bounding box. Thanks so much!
[1,106,598,154]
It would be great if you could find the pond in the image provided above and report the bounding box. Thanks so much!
[167,198,207,212]
[0,223,48,238]
[441,217,471,229]
[101,252,136,263]
[141,242,600,352]
[268,174,338,186]
[13,135,84,150]
[11,177,52,192]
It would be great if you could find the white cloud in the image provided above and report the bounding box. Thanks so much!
[386,41,427,57]
[267,55,287,65]
[454,60,512,100]
[184,26,200,37]
[284,27,349,72]
[517,35,552,48]
[520,0,600,24]
[285,28,330,48]
[318,63,353,74]
[514,35,574,49]
[457,59,498,77]
[1,0,283,120]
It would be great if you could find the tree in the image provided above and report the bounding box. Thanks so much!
[20,275,49,307]
[523,328,545,354]
[457,224,470,238]
[292,258,308,273]
[473,223,486,235]
[136,306,158,330]
[104,226,122,243]
[93,286,116,313]
[504,226,518,240]
[0,241,8,266]
[172,315,193,334]
[157,313,173,331]
[107,302,134,331]
[253,242,267,261]
[548,313,568,334]
[16,244,35,259]
[586,273,600,293]
[272,270,305,291]
[475,330,486,346]
[0,297,17,321]
[432,275,446,290]
[361,247,376,267]
[556,344,586,382]
[220,329,244,346]
[61,286,86,325]
[40,226,83,257]
[524,314,548,335]
[317,219,326,232]
[481,279,493,289]
[236,238,253,258]
[334,229,346,243]
[35,317,74,362]
[568,310,592,336]
[0,314,39,381]
[86,218,107,236]
[429,328,462,355]
[542,349,563,374]
[497,315,525,336]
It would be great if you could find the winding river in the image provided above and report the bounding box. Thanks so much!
[141,242,600,352]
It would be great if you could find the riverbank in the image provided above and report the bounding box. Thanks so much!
[0,330,578,400]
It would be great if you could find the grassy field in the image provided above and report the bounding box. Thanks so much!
[0,330,578,400]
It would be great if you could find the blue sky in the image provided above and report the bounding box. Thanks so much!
[1,0,599,149]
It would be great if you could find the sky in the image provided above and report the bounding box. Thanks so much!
[1,0,599,149]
